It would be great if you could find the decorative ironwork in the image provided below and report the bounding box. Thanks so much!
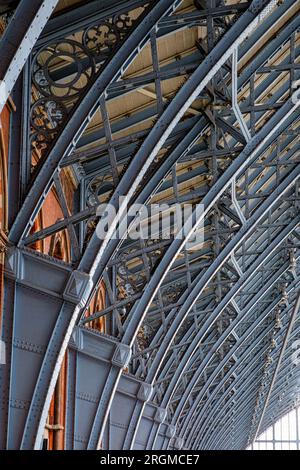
[83,14,134,57]
[32,39,95,101]
[31,39,95,153]
[29,9,142,156]
[0,10,14,37]
[30,98,68,152]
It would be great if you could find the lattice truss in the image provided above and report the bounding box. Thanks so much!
[1,0,300,451]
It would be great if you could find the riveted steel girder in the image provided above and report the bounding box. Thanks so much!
[3,0,300,451]
[2,0,185,450]
[0,0,59,114]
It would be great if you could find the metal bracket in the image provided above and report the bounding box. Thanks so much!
[231,254,243,277]
[231,47,251,142]
[63,270,93,307]
[166,424,177,439]
[174,436,184,449]
[137,382,154,403]
[154,407,167,424]
[111,343,132,368]
[231,177,247,226]
[69,326,84,350]
[4,247,23,280]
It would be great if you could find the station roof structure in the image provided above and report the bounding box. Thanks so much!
[0,0,300,450]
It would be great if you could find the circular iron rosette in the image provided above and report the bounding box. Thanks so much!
[32,39,96,101]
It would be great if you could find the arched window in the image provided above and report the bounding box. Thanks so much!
[248,407,300,450]
[0,108,9,327]
[52,238,64,261]
[0,116,8,233]
[49,231,70,262]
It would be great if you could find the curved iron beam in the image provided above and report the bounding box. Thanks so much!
[183,278,300,446]
[125,159,300,449]
[15,2,186,450]
[120,38,298,358]
[83,1,279,449]
[191,293,300,448]
[162,259,300,449]
[207,345,300,449]
[129,122,300,449]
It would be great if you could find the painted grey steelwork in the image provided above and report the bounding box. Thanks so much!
[82,1,292,449]
[158,216,300,449]
[3,0,185,450]
[189,284,300,449]
[2,0,300,451]
[163,255,300,449]
[123,161,300,450]
[198,276,300,445]
[251,289,300,442]
[205,333,300,449]
[10,0,183,244]
[192,286,300,446]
